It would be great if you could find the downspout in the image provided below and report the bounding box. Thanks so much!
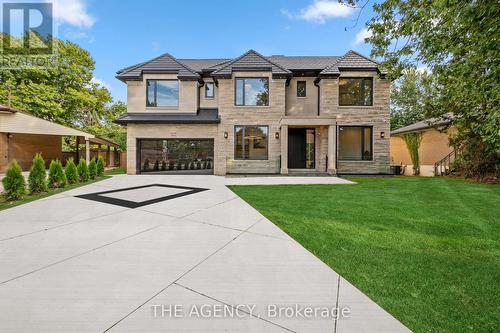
[314,77,321,116]
[197,79,205,114]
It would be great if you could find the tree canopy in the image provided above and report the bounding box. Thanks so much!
[0,36,126,149]
[343,0,499,179]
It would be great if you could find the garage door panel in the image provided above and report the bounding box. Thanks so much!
[138,139,214,174]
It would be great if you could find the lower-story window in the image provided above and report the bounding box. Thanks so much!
[234,125,269,160]
[338,126,373,160]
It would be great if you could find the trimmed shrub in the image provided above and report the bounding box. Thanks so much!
[88,158,97,180]
[196,161,202,169]
[161,160,167,171]
[168,160,175,170]
[77,158,89,182]
[28,153,47,194]
[65,158,78,184]
[2,159,26,201]
[96,156,105,176]
[48,159,66,188]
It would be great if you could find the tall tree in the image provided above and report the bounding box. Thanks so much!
[343,0,499,179]
[390,68,435,130]
[0,37,112,127]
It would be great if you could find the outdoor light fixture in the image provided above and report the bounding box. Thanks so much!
[224,131,228,139]
[275,132,280,139]
[380,131,386,139]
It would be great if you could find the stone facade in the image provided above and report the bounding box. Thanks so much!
[123,70,390,175]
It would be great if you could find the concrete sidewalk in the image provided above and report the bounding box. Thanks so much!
[0,175,411,332]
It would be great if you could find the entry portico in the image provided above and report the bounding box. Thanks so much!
[279,117,337,175]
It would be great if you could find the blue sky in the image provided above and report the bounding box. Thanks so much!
[56,0,377,102]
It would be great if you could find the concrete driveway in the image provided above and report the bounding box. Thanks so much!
[0,175,410,333]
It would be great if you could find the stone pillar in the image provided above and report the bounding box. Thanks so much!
[76,136,80,161]
[109,149,115,167]
[280,125,288,175]
[85,139,90,165]
[327,125,337,175]
[107,145,111,166]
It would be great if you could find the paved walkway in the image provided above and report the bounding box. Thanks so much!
[0,175,410,332]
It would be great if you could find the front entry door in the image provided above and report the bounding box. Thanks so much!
[288,128,315,169]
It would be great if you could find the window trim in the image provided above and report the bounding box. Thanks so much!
[234,125,269,160]
[205,82,215,99]
[338,125,373,161]
[338,77,373,107]
[146,79,179,107]
[234,77,270,107]
[296,80,307,98]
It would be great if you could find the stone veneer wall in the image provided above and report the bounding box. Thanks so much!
[320,71,391,174]
[216,72,286,174]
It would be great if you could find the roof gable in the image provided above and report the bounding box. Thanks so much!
[320,50,379,75]
[211,50,291,78]
[116,53,199,81]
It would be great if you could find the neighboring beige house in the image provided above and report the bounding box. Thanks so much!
[115,50,391,175]
[0,105,120,172]
[390,115,455,176]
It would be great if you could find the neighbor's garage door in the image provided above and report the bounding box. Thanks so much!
[138,139,214,174]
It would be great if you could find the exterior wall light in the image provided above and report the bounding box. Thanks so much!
[380,131,386,139]
[275,132,280,139]
[224,131,228,139]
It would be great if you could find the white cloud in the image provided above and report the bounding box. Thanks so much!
[282,1,354,24]
[416,66,430,74]
[353,27,372,46]
[53,0,95,28]
[91,77,110,90]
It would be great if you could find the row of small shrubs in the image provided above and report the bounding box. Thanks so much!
[2,154,105,202]
[143,159,212,172]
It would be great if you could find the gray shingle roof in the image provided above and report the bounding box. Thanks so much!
[267,55,339,70]
[211,50,292,78]
[116,53,199,81]
[390,113,454,135]
[321,50,379,75]
[114,108,220,124]
[117,50,382,81]
[177,59,231,72]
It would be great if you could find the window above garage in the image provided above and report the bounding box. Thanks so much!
[146,80,179,107]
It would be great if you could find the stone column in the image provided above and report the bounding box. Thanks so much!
[280,125,288,175]
[107,145,111,166]
[327,125,337,175]
[85,139,90,165]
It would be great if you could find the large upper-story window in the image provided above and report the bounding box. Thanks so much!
[338,126,373,160]
[234,126,268,160]
[146,80,179,107]
[205,82,214,98]
[339,78,373,106]
[235,78,269,106]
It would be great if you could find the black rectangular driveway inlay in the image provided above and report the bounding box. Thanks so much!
[75,184,209,208]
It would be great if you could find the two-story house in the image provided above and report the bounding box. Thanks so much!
[115,49,390,176]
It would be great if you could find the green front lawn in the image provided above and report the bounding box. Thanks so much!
[229,177,500,333]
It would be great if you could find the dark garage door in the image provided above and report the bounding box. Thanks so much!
[138,139,214,174]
